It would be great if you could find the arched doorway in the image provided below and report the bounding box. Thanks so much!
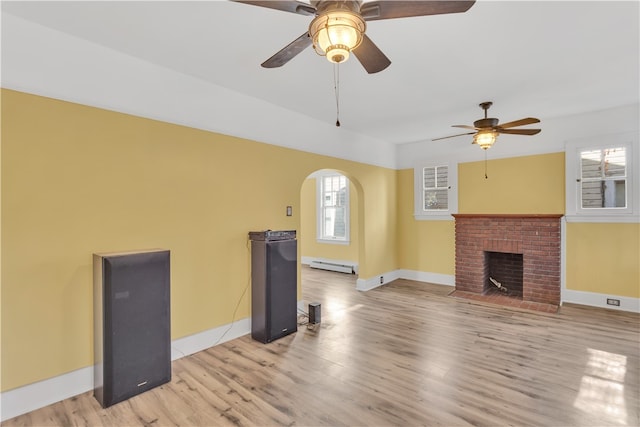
[299,168,364,277]
[298,168,365,319]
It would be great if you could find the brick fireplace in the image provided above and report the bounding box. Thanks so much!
[452,214,562,311]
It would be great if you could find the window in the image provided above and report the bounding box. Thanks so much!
[414,162,457,220]
[423,165,449,210]
[565,132,637,222]
[579,147,626,209]
[317,173,349,243]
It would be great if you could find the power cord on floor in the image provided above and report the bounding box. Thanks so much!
[212,239,251,347]
[297,308,309,326]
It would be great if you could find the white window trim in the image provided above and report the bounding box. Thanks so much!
[316,171,350,245]
[565,132,639,223]
[413,161,458,221]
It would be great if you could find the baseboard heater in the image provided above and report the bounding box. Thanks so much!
[309,260,355,274]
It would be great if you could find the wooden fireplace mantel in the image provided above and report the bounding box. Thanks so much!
[452,214,564,219]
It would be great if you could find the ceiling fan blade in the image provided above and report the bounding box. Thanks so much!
[361,1,475,21]
[231,1,316,16]
[452,124,478,130]
[432,132,476,141]
[497,128,541,136]
[261,32,312,68]
[497,117,540,129]
[352,34,391,74]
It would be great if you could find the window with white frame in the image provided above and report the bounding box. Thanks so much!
[414,162,457,220]
[423,165,449,210]
[566,132,638,221]
[317,173,349,243]
[579,147,627,209]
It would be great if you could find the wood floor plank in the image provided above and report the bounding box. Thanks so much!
[3,266,639,426]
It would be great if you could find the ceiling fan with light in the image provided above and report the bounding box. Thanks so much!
[232,0,476,74]
[433,102,541,150]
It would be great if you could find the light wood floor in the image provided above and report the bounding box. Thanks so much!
[4,267,639,426]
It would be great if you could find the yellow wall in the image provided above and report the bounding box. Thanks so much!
[457,152,638,298]
[300,177,359,263]
[458,152,565,214]
[396,152,565,275]
[566,223,640,298]
[1,89,398,391]
[400,152,639,300]
[360,167,398,273]
[2,89,637,394]
[396,169,454,275]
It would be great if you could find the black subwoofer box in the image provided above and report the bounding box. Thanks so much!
[93,249,171,408]
[249,231,297,343]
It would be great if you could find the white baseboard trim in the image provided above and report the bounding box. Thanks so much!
[0,317,253,422]
[356,270,401,291]
[170,318,251,360]
[0,365,94,423]
[356,269,454,292]
[562,289,640,313]
[301,256,359,274]
[325,268,639,315]
[398,269,455,286]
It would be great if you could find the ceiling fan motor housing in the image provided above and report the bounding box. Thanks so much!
[311,0,363,14]
[474,117,499,128]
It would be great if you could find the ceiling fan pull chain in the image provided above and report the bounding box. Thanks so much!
[334,62,341,127]
[484,150,488,179]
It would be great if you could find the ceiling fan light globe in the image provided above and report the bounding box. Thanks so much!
[310,10,366,63]
[474,130,498,150]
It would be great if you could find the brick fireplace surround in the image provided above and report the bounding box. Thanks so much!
[451,214,562,313]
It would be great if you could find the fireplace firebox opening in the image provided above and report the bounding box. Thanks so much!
[484,251,524,298]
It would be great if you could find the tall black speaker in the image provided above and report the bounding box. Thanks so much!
[93,249,171,408]
[249,231,297,343]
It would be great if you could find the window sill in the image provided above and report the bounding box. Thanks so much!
[565,214,639,223]
[414,213,454,221]
[317,238,351,245]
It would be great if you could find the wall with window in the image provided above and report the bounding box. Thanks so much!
[564,132,639,299]
[1,89,398,393]
[401,150,638,300]
[300,177,359,264]
[397,169,455,276]
[398,152,564,276]
[2,88,637,414]
[399,104,639,306]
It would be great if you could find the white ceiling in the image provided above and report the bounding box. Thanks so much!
[2,0,639,145]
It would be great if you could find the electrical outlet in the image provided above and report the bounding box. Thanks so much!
[380,276,384,284]
[606,298,620,306]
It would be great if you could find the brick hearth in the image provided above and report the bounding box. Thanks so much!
[452,214,562,310]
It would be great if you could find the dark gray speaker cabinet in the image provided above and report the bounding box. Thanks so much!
[93,249,171,408]
[249,231,297,343]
